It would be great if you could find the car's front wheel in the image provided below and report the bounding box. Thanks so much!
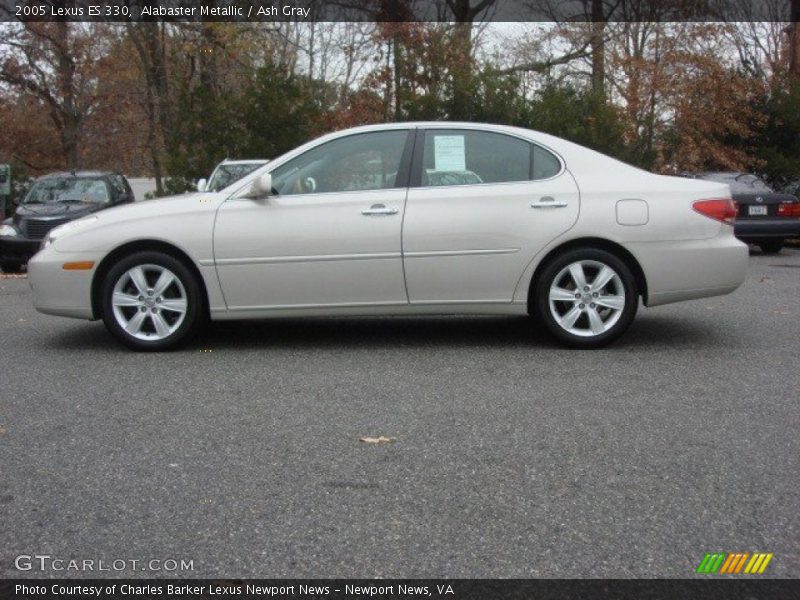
[101,251,204,351]
[534,248,638,349]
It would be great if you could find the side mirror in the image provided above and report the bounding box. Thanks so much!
[197,178,207,192]
[240,173,272,199]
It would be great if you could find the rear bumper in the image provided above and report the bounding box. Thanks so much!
[735,218,800,240]
[28,246,98,320]
[0,236,41,264]
[627,229,748,307]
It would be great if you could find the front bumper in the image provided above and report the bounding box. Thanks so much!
[735,218,800,240]
[0,236,41,265]
[28,245,99,320]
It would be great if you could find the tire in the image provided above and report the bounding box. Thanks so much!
[0,262,23,274]
[101,251,204,351]
[758,240,783,254]
[533,248,638,349]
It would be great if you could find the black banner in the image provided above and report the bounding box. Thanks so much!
[0,0,795,23]
[2,580,800,600]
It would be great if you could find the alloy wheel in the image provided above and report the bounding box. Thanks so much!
[548,259,626,337]
[111,264,188,341]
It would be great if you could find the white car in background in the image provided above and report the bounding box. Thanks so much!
[197,158,269,193]
[27,122,748,351]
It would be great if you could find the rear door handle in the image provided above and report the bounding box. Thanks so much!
[362,204,399,216]
[531,196,568,209]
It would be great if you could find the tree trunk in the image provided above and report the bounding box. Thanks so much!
[142,69,164,195]
[383,37,394,122]
[790,0,800,79]
[393,36,403,121]
[128,23,171,193]
[61,114,81,169]
[590,0,606,99]
[53,22,82,168]
[446,0,495,120]
[450,20,473,120]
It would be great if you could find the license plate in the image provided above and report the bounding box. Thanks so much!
[749,205,768,216]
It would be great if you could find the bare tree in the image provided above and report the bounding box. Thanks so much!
[445,0,498,118]
[724,0,792,82]
[0,22,105,168]
[126,22,172,193]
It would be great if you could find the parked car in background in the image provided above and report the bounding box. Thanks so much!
[682,172,800,254]
[28,123,748,351]
[197,159,268,193]
[0,171,134,272]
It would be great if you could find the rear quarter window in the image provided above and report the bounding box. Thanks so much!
[532,145,561,180]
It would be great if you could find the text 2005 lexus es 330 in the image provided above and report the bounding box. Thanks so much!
[28,123,748,350]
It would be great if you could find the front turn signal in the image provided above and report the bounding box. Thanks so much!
[62,261,95,271]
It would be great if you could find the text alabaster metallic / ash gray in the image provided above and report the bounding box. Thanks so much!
[28,122,748,348]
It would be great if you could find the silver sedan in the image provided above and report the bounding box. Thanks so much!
[28,122,748,350]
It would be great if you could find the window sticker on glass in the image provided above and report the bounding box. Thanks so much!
[434,135,466,171]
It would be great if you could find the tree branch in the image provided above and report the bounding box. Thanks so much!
[496,44,593,75]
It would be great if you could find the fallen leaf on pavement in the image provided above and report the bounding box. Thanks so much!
[360,436,396,444]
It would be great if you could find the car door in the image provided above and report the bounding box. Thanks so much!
[402,127,580,304]
[213,129,413,311]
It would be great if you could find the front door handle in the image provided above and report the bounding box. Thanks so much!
[531,197,568,209]
[362,204,399,216]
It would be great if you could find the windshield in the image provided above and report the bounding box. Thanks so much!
[24,178,111,205]
[207,163,266,192]
[700,173,773,194]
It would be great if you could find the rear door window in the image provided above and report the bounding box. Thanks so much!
[420,130,560,187]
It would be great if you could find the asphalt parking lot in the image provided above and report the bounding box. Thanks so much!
[1,248,798,579]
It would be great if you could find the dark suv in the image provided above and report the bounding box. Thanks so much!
[0,171,134,272]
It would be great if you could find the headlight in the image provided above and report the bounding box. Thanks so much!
[0,224,18,237]
[41,216,98,249]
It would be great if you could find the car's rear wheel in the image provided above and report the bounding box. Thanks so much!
[1,262,23,273]
[534,248,638,349]
[101,251,204,351]
[758,240,783,254]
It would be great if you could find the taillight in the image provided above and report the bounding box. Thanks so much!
[777,202,800,217]
[693,198,737,225]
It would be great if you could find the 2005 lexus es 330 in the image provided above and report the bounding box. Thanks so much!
[28,123,748,350]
